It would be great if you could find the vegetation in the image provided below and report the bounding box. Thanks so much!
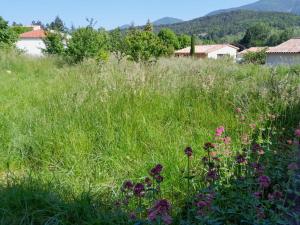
[190,35,195,56]
[155,10,300,43]
[43,32,65,55]
[243,49,267,65]
[0,51,299,224]
[0,16,17,48]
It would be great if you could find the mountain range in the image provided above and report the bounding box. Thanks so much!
[208,0,300,16]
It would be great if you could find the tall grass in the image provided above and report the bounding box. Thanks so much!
[0,52,299,200]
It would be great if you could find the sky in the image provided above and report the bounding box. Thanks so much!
[0,0,257,29]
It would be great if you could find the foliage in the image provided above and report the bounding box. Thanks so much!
[155,10,300,43]
[43,32,65,55]
[158,28,179,56]
[243,49,267,65]
[125,29,166,63]
[177,34,190,49]
[109,28,128,62]
[0,17,17,48]
[10,26,31,35]
[190,35,195,56]
[144,20,154,32]
[66,27,108,63]
[267,28,294,46]
[240,23,271,48]
[46,16,66,32]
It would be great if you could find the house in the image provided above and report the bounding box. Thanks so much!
[237,47,268,61]
[174,44,239,59]
[16,27,46,56]
[266,38,300,66]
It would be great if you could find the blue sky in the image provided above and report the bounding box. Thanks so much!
[0,0,257,29]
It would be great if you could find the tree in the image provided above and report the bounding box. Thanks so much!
[43,32,65,55]
[31,20,45,29]
[190,35,195,56]
[47,16,66,32]
[66,27,108,63]
[125,29,166,63]
[144,20,153,32]
[158,28,179,55]
[240,23,270,48]
[0,17,17,48]
[109,28,128,63]
[178,34,190,49]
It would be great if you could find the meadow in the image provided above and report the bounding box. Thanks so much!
[0,52,299,224]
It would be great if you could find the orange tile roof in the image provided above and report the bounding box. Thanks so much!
[267,38,300,54]
[20,29,46,39]
[175,44,239,54]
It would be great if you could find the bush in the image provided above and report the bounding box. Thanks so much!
[66,27,108,63]
[43,32,65,55]
[125,29,166,63]
[243,49,267,65]
[0,17,18,48]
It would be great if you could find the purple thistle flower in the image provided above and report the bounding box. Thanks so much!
[236,154,247,164]
[155,175,164,183]
[288,162,299,171]
[133,183,145,197]
[148,199,172,224]
[258,175,271,188]
[150,164,163,176]
[122,180,134,190]
[184,147,193,157]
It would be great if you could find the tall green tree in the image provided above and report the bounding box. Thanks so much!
[109,28,128,63]
[47,16,66,32]
[144,20,153,32]
[43,32,65,55]
[0,17,17,48]
[66,27,108,63]
[177,34,190,49]
[158,28,179,55]
[125,29,165,63]
[240,23,270,48]
[190,35,195,56]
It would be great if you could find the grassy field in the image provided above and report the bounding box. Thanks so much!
[0,52,300,224]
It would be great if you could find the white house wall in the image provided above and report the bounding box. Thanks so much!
[16,38,46,57]
[207,46,237,59]
[266,53,300,66]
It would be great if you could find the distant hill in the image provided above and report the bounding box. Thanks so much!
[208,0,300,16]
[155,10,300,41]
[153,17,183,26]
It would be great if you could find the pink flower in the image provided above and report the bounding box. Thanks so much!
[258,175,271,188]
[295,129,300,138]
[215,126,225,137]
[223,136,231,145]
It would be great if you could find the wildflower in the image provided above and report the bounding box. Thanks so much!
[184,147,193,157]
[209,151,217,157]
[252,143,265,155]
[295,129,300,138]
[195,192,215,215]
[258,175,271,188]
[288,162,299,171]
[287,140,293,145]
[250,124,257,129]
[268,191,283,201]
[253,192,262,199]
[122,180,134,191]
[134,183,145,197]
[251,163,264,176]
[148,199,172,224]
[204,142,215,150]
[155,175,164,183]
[241,134,250,145]
[236,154,247,164]
[145,177,152,187]
[207,169,219,181]
[222,136,231,145]
[236,108,242,114]
[150,164,163,176]
[129,212,137,220]
[215,126,225,137]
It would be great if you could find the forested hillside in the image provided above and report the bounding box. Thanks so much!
[154,10,300,42]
